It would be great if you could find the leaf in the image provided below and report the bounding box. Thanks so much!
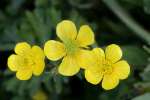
[143,0,150,14]
[47,7,61,27]
[122,45,149,67]
[119,0,143,7]
[53,75,63,94]
[143,46,150,54]
[6,0,25,15]
[28,77,41,97]
[4,77,20,92]
[26,11,50,44]
[0,43,15,51]
[134,82,150,91]
[140,64,150,81]
[35,0,48,7]
[132,93,150,100]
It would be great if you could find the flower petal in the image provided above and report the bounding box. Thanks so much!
[44,40,66,61]
[76,25,94,47]
[32,46,45,60]
[105,44,122,63]
[56,20,77,41]
[7,54,23,71]
[15,42,31,55]
[85,69,103,85]
[102,74,119,90]
[113,60,130,80]
[92,48,105,64]
[33,61,45,76]
[16,69,32,80]
[58,55,80,76]
[32,46,45,76]
[75,49,94,69]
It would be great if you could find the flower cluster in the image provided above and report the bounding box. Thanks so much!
[7,20,130,90]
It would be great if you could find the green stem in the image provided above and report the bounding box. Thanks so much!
[103,0,150,45]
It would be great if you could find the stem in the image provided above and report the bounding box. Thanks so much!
[103,0,150,45]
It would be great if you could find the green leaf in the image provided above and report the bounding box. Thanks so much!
[134,82,150,91]
[53,75,63,94]
[26,11,50,44]
[6,0,25,15]
[0,43,15,51]
[140,64,150,81]
[143,0,150,14]
[47,7,61,27]
[122,45,149,67]
[35,0,48,7]
[132,93,150,100]
[143,46,150,54]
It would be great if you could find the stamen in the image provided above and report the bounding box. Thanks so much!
[64,39,79,55]
[102,60,113,75]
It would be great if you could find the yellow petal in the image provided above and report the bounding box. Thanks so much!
[44,40,66,61]
[102,74,119,90]
[32,46,45,60]
[105,44,122,63]
[75,49,94,69]
[75,48,104,71]
[76,25,95,47]
[92,48,105,64]
[33,61,45,76]
[56,20,77,41]
[16,69,32,80]
[7,54,23,71]
[58,55,80,76]
[32,46,45,76]
[113,60,130,80]
[15,42,31,55]
[85,69,103,85]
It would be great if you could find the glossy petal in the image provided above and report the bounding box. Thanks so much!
[44,40,66,61]
[32,46,45,60]
[85,70,103,85]
[75,49,94,69]
[76,25,94,47]
[105,44,122,63]
[56,20,77,41]
[58,55,80,76]
[92,48,105,64]
[15,42,31,55]
[102,74,119,90]
[33,61,45,76]
[113,60,130,80]
[16,69,32,80]
[7,54,23,71]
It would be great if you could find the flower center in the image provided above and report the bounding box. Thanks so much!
[24,58,34,66]
[20,55,35,70]
[64,39,78,55]
[102,60,113,75]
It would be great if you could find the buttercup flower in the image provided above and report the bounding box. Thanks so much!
[84,44,130,90]
[44,20,95,76]
[8,42,45,80]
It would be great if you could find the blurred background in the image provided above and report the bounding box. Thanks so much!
[0,0,150,100]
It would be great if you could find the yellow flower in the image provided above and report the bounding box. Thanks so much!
[8,42,45,80]
[84,44,130,90]
[44,20,95,76]
[32,90,48,100]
